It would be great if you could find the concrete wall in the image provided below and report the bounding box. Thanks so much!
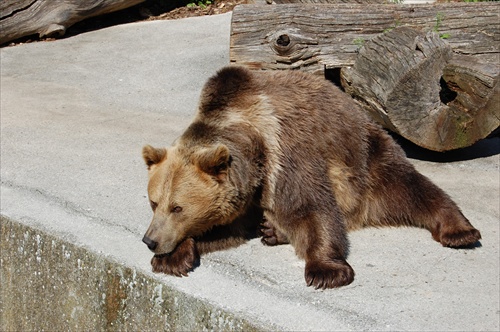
[0,217,262,331]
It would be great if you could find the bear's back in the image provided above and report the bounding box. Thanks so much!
[192,67,374,166]
[198,66,369,129]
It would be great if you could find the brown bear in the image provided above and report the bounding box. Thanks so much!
[141,66,481,289]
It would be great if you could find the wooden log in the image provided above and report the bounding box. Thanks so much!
[0,0,145,45]
[341,26,498,152]
[230,3,499,71]
[230,3,500,151]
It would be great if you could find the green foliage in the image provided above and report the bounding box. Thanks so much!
[433,13,451,39]
[353,37,365,51]
[187,0,212,8]
[433,12,444,33]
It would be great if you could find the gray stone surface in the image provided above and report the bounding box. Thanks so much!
[1,12,499,331]
[1,216,264,331]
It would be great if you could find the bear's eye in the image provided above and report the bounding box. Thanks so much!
[171,206,183,213]
[150,201,158,211]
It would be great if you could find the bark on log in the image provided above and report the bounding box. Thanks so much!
[230,3,500,151]
[341,27,499,151]
[0,0,144,45]
[231,3,499,72]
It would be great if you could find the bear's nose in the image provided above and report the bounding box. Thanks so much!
[142,235,158,251]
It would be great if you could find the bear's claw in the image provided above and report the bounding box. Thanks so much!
[439,227,482,248]
[305,259,355,289]
[150,238,200,277]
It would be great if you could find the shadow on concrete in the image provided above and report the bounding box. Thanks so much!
[391,133,500,163]
[64,0,191,38]
[1,0,191,47]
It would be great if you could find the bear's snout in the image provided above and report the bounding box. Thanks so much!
[142,235,158,251]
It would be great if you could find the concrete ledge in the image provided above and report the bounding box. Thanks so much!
[1,216,263,331]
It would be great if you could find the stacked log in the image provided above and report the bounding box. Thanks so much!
[230,3,499,151]
[0,0,144,44]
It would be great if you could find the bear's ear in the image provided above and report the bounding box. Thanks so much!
[194,144,231,179]
[142,145,167,170]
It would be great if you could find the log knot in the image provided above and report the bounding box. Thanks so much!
[267,29,320,69]
[276,34,290,47]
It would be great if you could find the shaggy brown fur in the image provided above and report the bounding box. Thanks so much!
[142,66,481,289]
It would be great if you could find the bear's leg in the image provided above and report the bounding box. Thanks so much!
[362,127,481,248]
[195,223,251,255]
[260,215,289,246]
[429,203,481,248]
[366,159,481,248]
[287,211,355,289]
[152,206,262,276]
[195,204,263,255]
[304,257,355,290]
[408,174,482,248]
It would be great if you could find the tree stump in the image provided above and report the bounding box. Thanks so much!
[230,3,500,151]
[0,0,144,45]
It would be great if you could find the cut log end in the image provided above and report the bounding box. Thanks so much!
[342,27,499,152]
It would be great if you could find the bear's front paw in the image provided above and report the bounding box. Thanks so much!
[150,238,200,277]
[259,217,289,246]
[305,259,355,289]
[439,227,482,248]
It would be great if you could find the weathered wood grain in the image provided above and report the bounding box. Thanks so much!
[230,3,499,71]
[0,0,144,44]
[230,3,499,150]
[341,27,498,151]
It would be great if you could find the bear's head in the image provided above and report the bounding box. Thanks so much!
[141,143,238,255]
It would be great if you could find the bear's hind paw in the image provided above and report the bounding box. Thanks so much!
[305,260,355,289]
[438,227,482,248]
